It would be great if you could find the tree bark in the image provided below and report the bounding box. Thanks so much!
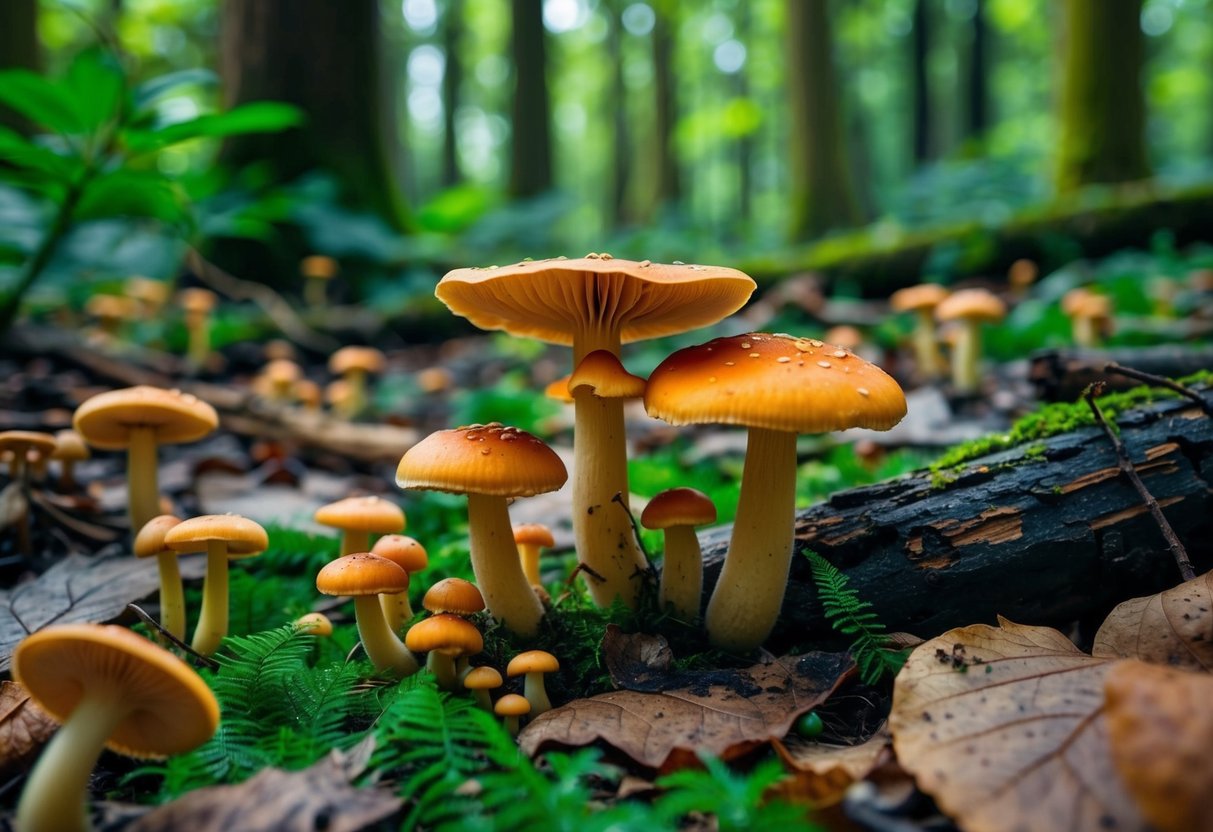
[508,0,553,197]
[785,0,865,240]
[649,0,681,216]
[698,390,1213,648]
[1056,0,1150,192]
[441,0,463,187]
[911,0,932,164]
[0,0,39,135]
[609,0,630,225]
[965,0,988,141]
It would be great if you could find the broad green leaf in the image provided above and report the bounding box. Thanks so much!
[63,48,125,132]
[74,170,189,226]
[129,102,303,152]
[0,70,86,133]
[0,128,78,180]
[132,68,217,110]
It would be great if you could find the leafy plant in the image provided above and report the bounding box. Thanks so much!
[653,753,818,831]
[805,550,906,685]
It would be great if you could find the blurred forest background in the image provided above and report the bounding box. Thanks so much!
[2,0,1211,329]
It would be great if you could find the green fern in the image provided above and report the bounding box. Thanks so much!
[805,550,906,685]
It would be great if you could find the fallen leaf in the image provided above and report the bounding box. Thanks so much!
[0,681,57,779]
[889,618,1146,832]
[1104,659,1213,832]
[770,730,891,807]
[520,651,852,773]
[1093,570,1213,670]
[602,624,674,691]
[0,550,206,671]
[126,737,399,832]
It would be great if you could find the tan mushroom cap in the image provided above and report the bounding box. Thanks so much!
[890,283,949,313]
[936,288,1006,323]
[51,430,90,462]
[423,577,485,615]
[73,386,219,450]
[568,350,646,399]
[12,624,219,757]
[163,514,268,558]
[329,346,386,376]
[507,649,559,676]
[494,692,531,717]
[644,332,907,434]
[0,431,56,457]
[1062,287,1111,318]
[133,515,182,558]
[316,553,410,597]
[463,666,503,690]
[513,523,555,548]
[641,487,717,530]
[396,423,567,498]
[435,256,757,346]
[265,359,302,385]
[370,534,428,572]
[314,496,406,534]
[293,612,334,636]
[301,255,339,280]
[404,613,484,656]
[544,375,574,404]
[178,288,216,314]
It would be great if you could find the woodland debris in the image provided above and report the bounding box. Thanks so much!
[1029,344,1213,401]
[1093,570,1213,671]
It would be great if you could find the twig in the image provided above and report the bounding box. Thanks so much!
[1083,382,1195,581]
[126,603,219,669]
[1104,362,1213,417]
[611,491,656,574]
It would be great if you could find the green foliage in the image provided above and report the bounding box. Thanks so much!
[449,369,562,435]
[805,550,905,686]
[653,754,817,831]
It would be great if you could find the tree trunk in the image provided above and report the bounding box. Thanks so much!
[508,0,553,197]
[441,0,463,187]
[1056,0,1150,192]
[609,0,630,225]
[697,390,1213,648]
[911,0,932,164]
[0,0,39,135]
[785,0,865,240]
[965,0,988,141]
[735,1,753,225]
[649,0,681,216]
[219,0,408,230]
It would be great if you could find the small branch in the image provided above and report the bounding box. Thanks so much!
[611,490,656,574]
[126,603,219,669]
[1104,362,1213,417]
[1083,382,1195,582]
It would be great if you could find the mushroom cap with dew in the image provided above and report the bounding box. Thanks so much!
[495,693,530,718]
[404,613,483,657]
[329,346,386,376]
[513,523,555,549]
[423,578,485,616]
[641,488,717,530]
[164,514,268,558]
[51,430,90,464]
[507,649,559,677]
[464,666,503,691]
[936,288,1006,324]
[133,515,182,558]
[568,351,646,399]
[644,333,907,434]
[315,496,406,534]
[890,283,949,313]
[73,386,218,450]
[371,534,428,572]
[396,423,567,498]
[12,624,218,757]
[435,256,756,347]
[316,553,409,597]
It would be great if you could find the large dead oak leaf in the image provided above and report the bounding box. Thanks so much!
[0,681,57,779]
[889,618,1146,832]
[519,651,851,773]
[1094,570,1213,670]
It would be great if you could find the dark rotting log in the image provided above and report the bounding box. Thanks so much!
[1028,345,1213,402]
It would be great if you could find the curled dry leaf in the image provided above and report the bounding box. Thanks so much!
[520,651,852,773]
[0,681,57,779]
[1104,659,1213,832]
[1094,570,1213,670]
[889,618,1146,832]
[770,730,891,807]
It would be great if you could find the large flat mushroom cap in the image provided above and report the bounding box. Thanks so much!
[316,552,409,596]
[73,386,219,450]
[12,624,219,757]
[396,423,567,498]
[163,514,268,557]
[644,332,907,434]
[315,496,406,534]
[435,256,756,346]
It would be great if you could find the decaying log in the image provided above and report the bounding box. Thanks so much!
[699,390,1213,646]
[1029,345,1213,402]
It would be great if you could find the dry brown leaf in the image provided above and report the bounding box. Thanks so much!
[770,730,891,807]
[0,681,57,779]
[1093,570,1213,670]
[889,618,1146,832]
[519,651,851,773]
[1104,659,1213,832]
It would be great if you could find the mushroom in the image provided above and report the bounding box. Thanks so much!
[543,375,574,404]
[396,423,567,637]
[495,693,530,736]
[463,666,503,711]
[133,515,188,641]
[316,553,419,676]
[328,346,386,419]
[178,288,217,369]
[84,294,135,342]
[423,577,485,617]
[644,333,907,651]
[301,254,339,308]
[513,523,555,587]
[1007,258,1039,298]
[73,386,218,534]
[12,624,219,832]
[293,612,334,636]
[1062,287,1113,349]
[890,283,949,381]
[506,649,559,717]
[164,514,268,655]
[0,432,57,553]
[404,613,484,690]
[260,359,303,404]
[641,488,716,622]
[126,276,170,317]
[435,256,755,609]
[935,289,1006,395]
[371,534,429,630]
[314,495,406,557]
[51,429,90,491]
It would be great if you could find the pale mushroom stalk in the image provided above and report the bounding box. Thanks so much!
[522,672,553,716]
[571,329,646,608]
[341,530,370,557]
[185,310,210,369]
[519,544,542,586]
[659,525,703,621]
[950,322,982,394]
[191,540,230,656]
[466,493,544,636]
[425,652,459,690]
[704,428,797,652]
[352,596,420,675]
[127,426,160,534]
[470,688,492,711]
[155,552,186,641]
[910,309,946,379]
[381,593,413,633]
[17,682,124,832]
[345,368,369,417]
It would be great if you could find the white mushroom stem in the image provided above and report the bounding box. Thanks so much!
[502,714,521,736]
[17,682,124,832]
[912,309,946,379]
[571,330,646,608]
[466,493,544,636]
[127,426,160,534]
[341,530,370,557]
[659,525,703,622]
[1072,315,1099,348]
[344,368,368,417]
[353,595,420,676]
[185,310,210,368]
[523,672,553,717]
[380,592,414,634]
[951,320,983,394]
[426,651,459,690]
[704,427,797,652]
[155,552,187,641]
[470,688,493,711]
[191,541,230,656]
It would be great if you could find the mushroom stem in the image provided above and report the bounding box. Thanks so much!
[191,541,230,656]
[658,525,703,622]
[380,592,414,634]
[523,672,553,717]
[471,688,493,711]
[127,426,160,534]
[912,309,945,379]
[344,368,368,417]
[1072,315,1098,348]
[17,684,124,832]
[426,651,459,690]
[185,311,210,368]
[951,322,982,394]
[341,530,370,557]
[502,714,521,737]
[353,595,420,676]
[704,427,797,652]
[466,493,544,636]
[155,551,187,641]
[519,542,542,586]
